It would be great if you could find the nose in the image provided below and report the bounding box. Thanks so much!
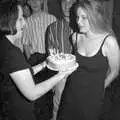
[77,17,83,26]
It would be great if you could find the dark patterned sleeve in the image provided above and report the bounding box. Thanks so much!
[1,47,32,74]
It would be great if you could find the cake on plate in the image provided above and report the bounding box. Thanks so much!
[47,53,76,71]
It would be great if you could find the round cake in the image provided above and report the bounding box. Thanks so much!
[47,53,76,71]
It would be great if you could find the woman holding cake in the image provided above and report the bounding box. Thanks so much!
[57,1,120,120]
[0,1,77,119]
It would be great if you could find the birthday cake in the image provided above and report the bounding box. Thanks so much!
[47,53,76,71]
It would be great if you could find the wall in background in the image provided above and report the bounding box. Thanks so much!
[113,0,120,44]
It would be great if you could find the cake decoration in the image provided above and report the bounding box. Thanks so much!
[47,49,77,71]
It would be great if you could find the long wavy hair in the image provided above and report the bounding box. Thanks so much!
[74,0,114,35]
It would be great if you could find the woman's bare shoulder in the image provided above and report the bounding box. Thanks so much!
[104,35,119,49]
[103,34,120,57]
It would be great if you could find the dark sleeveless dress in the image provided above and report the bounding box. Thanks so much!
[57,35,109,120]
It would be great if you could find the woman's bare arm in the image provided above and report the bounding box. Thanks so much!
[103,35,120,88]
[9,67,76,101]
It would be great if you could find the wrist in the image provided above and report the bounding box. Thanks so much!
[41,61,46,68]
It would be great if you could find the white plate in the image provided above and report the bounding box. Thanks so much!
[46,62,79,71]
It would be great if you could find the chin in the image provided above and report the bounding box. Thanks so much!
[79,28,87,33]
[79,30,85,33]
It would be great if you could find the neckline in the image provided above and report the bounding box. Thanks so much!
[75,33,110,58]
[77,50,100,58]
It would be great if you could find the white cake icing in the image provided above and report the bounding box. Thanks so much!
[47,53,76,71]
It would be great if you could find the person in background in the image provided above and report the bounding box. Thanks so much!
[56,1,120,120]
[46,0,77,120]
[22,0,56,59]
[0,1,76,120]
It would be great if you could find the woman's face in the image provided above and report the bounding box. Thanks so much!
[15,5,26,39]
[76,7,90,33]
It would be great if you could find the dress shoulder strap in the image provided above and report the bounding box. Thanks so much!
[100,34,111,48]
